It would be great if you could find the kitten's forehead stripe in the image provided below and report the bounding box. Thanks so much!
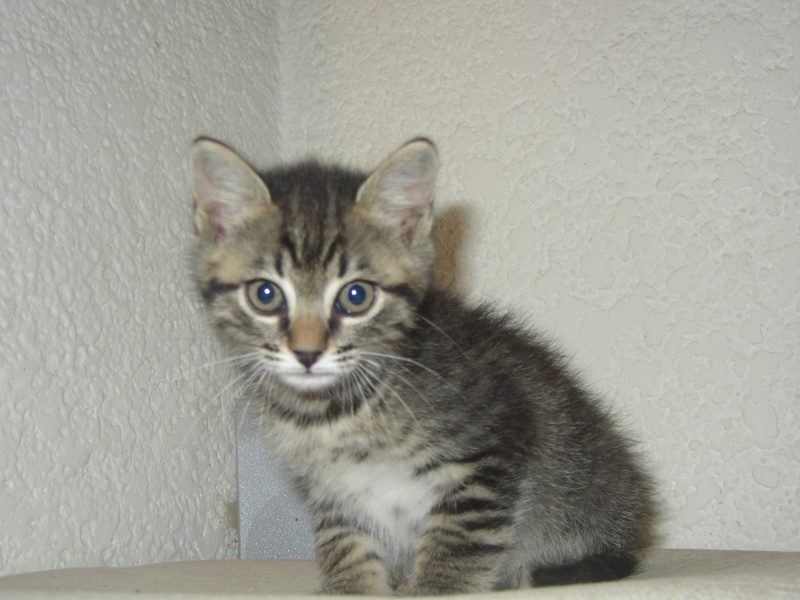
[338,253,349,279]
[281,234,300,267]
[262,161,365,271]
[321,234,345,272]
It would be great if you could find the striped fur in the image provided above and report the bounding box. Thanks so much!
[189,138,653,595]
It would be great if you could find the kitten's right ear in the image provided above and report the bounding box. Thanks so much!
[190,138,272,241]
[356,139,439,246]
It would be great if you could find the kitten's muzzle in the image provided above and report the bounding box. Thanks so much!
[288,317,329,369]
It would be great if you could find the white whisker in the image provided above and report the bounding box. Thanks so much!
[361,350,464,399]
[357,360,420,424]
[185,350,264,378]
[237,364,275,431]
[178,368,250,447]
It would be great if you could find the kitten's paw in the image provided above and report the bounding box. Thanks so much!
[319,584,393,596]
[319,575,393,596]
[395,581,469,596]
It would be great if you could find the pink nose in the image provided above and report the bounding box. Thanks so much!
[294,351,322,369]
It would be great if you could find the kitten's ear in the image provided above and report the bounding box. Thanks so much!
[356,138,438,245]
[189,139,272,241]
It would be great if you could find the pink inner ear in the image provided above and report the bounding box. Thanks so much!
[399,205,427,245]
[194,170,229,241]
[207,204,227,242]
[397,179,433,244]
[407,179,432,206]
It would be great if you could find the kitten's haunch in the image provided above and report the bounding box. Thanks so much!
[189,137,653,595]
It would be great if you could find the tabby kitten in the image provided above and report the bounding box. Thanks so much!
[189,137,652,595]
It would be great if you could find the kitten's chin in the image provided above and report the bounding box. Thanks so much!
[279,372,340,393]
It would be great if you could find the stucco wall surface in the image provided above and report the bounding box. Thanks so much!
[273,0,799,551]
[1,0,281,576]
[3,0,799,580]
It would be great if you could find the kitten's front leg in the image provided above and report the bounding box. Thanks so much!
[314,514,392,595]
[400,501,516,595]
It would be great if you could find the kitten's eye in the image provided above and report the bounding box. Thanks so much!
[245,280,286,314]
[335,281,376,315]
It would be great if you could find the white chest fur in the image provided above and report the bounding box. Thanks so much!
[266,411,447,557]
[314,459,438,552]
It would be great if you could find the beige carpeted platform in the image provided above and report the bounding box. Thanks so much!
[1,550,798,599]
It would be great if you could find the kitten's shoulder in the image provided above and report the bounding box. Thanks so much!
[416,290,573,377]
[419,289,534,341]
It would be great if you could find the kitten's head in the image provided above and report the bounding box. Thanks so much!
[189,138,438,398]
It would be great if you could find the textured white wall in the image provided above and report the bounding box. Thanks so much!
[1,1,281,575]
[3,0,799,579]
[273,0,799,551]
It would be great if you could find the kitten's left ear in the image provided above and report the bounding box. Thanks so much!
[356,138,438,246]
[190,138,273,242]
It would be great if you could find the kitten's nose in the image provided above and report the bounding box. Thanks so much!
[289,317,328,370]
[294,351,322,369]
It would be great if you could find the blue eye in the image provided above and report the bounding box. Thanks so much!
[336,281,376,315]
[257,283,276,304]
[348,284,367,305]
[246,280,286,314]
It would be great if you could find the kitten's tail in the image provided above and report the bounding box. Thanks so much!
[531,552,640,587]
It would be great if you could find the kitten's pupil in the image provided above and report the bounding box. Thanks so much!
[257,282,277,304]
[347,284,367,305]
